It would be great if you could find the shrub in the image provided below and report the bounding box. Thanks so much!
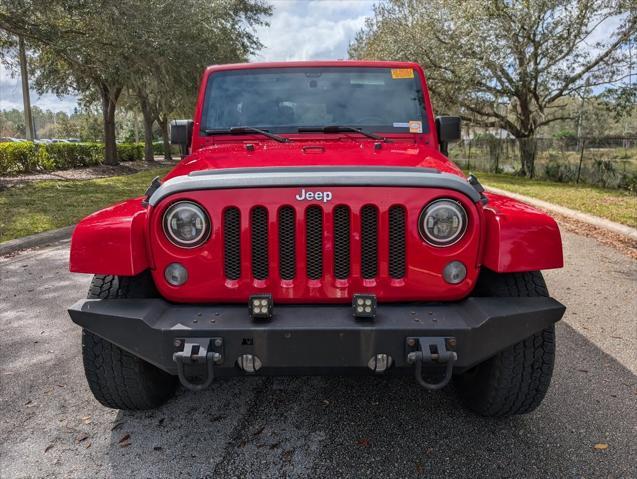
[591,159,617,188]
[544,159,576,183]
[0,141,147,176]
[553,130,577,139]
[117,143,144,161]
[153,141,180,156]
[153,141,165,155]
[617,172,637,192]
[0,142,40,174]
[44,143,103,169]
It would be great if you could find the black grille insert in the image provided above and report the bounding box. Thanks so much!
[333,206,351,279]
[278,206,296,280]
[360,205,378,278]
[251,207,268,280]
[388,206,406,278]
[223,207,241,280]
[305,206,323,280]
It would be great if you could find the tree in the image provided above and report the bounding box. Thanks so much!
[350,0,637,176]
[0,1,138,163]
[0,0,271,164]
[129,0,271,161]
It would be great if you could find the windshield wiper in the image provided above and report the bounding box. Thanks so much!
[202,127,290,143]
[298,125,390,142]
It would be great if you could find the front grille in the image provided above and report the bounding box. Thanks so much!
[388,206,406,278]
[333,206,351,279]
[224,203,407,282]
[278,206,296,280]
[360,205,378,279]
[305,205,323,280]
[223,207,241,280]
[250,207,268,280]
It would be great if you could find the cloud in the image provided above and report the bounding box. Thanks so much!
[251,0,374,61]
[0,64,79,114]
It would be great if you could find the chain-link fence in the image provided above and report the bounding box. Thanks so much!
[448,136,637,191]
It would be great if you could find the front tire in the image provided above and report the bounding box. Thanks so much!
[454,270,556,417]
[82,274,177,410]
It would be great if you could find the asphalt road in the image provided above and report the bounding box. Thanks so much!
[0,230,635,479]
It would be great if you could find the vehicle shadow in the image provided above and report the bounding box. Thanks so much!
[105,322,637,479]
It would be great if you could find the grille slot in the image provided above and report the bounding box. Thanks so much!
[360,205,378,278]
[278,206,296,280]
[251,207,268,280]
[333,206,351,279]
[388,206,406,278]
[223,207,241,280]
[305,206,323,280]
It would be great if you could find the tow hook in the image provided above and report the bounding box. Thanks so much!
[406,337,457,390]
[172,338,223,391]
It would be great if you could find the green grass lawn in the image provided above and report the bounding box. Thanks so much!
[474,172,637,228]
[0,167,170,243]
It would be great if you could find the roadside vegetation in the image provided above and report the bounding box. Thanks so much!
[475,172,637,228]
[0,140,176,175]
[0,167,170,242]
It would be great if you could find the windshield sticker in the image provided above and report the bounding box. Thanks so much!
[391,68,414,79]
[408,121,423,133]
[392,122,409,128]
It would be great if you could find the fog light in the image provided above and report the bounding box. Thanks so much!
[164,263,188,286]
[443,261,466,284]
[352,294,377,319]
[249,294,273,320]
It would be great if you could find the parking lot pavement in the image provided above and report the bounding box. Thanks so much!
[1,231,635,479]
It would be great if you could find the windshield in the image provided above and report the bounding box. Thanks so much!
[200,67,428,134]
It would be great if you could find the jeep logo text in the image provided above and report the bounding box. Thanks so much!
[295,189,332,202]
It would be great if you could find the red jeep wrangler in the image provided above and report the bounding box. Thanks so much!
[68,61,565,416]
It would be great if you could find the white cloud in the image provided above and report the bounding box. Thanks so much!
[0,64,78,114]
[251,0,374,61]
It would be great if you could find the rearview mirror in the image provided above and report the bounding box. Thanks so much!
[435,116,461,156]
[170,119,194,156]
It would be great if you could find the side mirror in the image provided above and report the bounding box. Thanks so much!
[170,119,194,156]
[435,116,461,156]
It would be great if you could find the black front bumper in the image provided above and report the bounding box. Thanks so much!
[68,297,565,376]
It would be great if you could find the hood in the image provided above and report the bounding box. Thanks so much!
[163,139,464,180]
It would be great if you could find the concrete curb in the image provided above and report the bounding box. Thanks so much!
[0,225,75,257]
[486,186,637,241]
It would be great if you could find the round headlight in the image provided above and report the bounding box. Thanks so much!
[162,201,210,248]
[419,199,467,246]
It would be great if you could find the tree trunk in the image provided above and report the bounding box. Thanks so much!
[138,93,155,162]
[158,114,172,161]
[518,137,537,178]
[18,36,35,140]
[100,84,121,166]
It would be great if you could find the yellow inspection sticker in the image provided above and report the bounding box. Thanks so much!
[391,68,414,79]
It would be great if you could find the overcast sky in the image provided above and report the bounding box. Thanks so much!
[0,0,375,114]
